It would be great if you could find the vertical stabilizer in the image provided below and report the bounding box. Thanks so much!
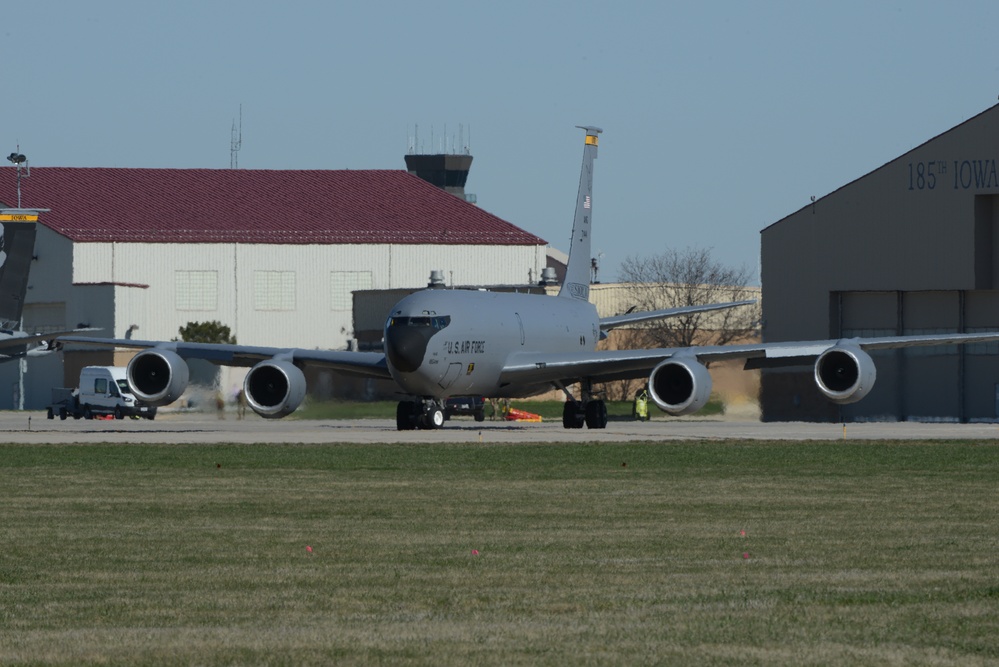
[0,220,37,330]
[558,125,601,300]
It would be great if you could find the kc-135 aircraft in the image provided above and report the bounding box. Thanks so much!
[62,127,999,429]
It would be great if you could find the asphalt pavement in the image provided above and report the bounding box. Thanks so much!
[3,410,998,444]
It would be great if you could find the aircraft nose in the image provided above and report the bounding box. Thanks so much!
[384,324,434,373]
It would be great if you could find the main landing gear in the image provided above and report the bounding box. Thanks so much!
[396,399,446,431]
[559,380,608,429]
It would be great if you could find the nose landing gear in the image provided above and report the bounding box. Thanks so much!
[396,399,446,431]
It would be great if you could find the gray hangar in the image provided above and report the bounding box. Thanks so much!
[761,104,999,422]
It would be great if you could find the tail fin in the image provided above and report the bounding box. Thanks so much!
[0,219,37,330]
[558,125,601,300]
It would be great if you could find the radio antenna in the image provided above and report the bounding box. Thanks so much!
[230,104,242,169]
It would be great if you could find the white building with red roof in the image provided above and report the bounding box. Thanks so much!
[0,166,548,408]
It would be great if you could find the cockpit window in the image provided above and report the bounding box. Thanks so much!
[387,315,451,330]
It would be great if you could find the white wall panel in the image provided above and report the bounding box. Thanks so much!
[72,243,114,284]
[385,244,545,288]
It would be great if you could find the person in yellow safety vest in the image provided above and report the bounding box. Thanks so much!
[633,387,649,421]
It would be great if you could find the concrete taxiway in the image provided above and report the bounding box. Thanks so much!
[2,410,998,444]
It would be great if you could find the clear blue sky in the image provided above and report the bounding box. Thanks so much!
[5,1,999,283]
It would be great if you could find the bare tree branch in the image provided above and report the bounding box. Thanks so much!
[617,247,760,353]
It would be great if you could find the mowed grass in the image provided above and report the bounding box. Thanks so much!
[1,441,997,666]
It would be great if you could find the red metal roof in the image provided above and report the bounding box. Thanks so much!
[0,167,546,246]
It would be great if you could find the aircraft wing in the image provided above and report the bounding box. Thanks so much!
[599,299,756,332]
[498,331,999,387]
[57,336,392,379]
[0,328,103,362]
[0,328,98,350]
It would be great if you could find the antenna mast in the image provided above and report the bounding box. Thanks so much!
[230,104,242,169]
[5,145,29,208]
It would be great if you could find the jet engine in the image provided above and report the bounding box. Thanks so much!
[814,344,877,404]
[648,357,713,416]
[243,359,307,419]
[126,349,190,406]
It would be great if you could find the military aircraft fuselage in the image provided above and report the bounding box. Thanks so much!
[384,288,598,399]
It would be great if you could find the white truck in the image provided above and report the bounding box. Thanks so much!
[47,366,157,420]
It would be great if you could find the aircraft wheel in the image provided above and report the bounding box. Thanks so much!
[396,401,418,431]
[585,400,608,429]
[422,405,445,429]
[562,402,585,429]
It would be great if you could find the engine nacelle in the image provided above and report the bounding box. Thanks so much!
[126,349,190,406]
[814,345,877,404]
[648,357,713,416]
[243,359,307,419]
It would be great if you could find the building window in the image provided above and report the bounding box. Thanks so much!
[254,270,296,311]
[176,271,218,311]
[331,271,373,311]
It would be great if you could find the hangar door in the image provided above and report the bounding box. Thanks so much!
[834,290,999,422]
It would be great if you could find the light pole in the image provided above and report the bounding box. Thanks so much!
[6,150,29,209]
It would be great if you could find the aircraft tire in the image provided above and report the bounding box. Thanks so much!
[585,400,608,429]
[421,405,445,429]
[562,402,585,429]
[396,401,418,431]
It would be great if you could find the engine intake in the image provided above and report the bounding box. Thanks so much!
[648,357,713,416]
[814,345,877,404]
[126,349,190,406]
[243,359,307,419]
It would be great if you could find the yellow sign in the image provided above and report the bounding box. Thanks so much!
[0,214,38,222]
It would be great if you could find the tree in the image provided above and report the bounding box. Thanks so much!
[175,321,238,392]
[177,320,237,344]
[617,247,759,352]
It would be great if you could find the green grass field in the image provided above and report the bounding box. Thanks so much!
[1,441,997,665]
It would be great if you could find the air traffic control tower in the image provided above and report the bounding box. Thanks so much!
[404,153,476,204]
